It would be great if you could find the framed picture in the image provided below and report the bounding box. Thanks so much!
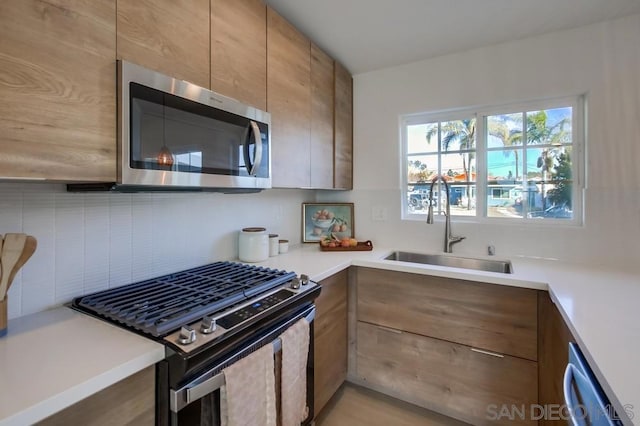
[302,203,355,243]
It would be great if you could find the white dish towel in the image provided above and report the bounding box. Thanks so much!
[280,318,310,426]
[220,343,277,426]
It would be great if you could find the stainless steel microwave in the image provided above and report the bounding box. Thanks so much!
[71,60,271,192]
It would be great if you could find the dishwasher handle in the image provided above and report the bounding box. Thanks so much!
[564,361,619,426]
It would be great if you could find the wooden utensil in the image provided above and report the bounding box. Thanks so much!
[6,236,37,290]
[0,233,28,302]
[0,234,3,282]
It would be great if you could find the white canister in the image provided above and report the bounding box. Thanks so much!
[269,234,279,257]
[239,227,269,262]
[279,239,289,254]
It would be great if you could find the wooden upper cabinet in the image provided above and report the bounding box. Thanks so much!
[117,0,210,88]
[0,0,116,182]
[334,61,353,189]
[211,0,267,110]
[310,44,335,189]
[267,7,311,188]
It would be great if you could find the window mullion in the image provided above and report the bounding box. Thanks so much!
[521,111,529,219]
[476,114,487,218]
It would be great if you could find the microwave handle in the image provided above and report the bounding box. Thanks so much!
[243,120,263,176]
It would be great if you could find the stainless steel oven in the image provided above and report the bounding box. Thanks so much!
[72,261,320,426]
[162,305,315,425]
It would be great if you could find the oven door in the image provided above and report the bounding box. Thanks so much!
[163,305,315,426]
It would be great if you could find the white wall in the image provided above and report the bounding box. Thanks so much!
[320,14,640,267]
[0,184,310,319]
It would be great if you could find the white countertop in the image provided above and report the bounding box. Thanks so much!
[0,245,637,425]
[0,308,165,426]
[262,244,639,425]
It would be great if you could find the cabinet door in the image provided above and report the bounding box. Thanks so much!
[334,61,353,189]
[538,291,574,426]
[38,366,155,426]
[314,270,348,416]
[0,0,116,181]
[211,0,266,110]
[117,0,210,88]
[356,267,538,361]
[357,321,538,426]
[310,44,335,189]
[267,7,311,188]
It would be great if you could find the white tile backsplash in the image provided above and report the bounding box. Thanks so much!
[0,183,309,320]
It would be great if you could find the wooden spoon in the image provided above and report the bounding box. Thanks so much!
[0,233,27,301]
[7,236,37,290]
[0,235,4,281]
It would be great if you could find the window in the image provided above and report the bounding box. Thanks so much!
[402,97,583,224]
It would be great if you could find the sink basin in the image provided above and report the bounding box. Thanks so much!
[383,251,512,274]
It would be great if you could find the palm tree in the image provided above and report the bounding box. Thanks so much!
[425,119,476,210]
[488,118,522,181]
[525,111,570,210]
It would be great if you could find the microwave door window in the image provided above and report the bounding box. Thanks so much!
[129,82,268,178]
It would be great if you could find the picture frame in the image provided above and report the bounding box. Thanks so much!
[302,203,355,243]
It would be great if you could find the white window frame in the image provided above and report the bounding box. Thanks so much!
[401,96,585,226]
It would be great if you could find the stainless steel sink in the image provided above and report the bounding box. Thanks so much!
[383,251,512,274]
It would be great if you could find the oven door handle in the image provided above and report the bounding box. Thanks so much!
[170,307,315,413]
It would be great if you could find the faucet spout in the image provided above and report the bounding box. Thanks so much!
[427,175,466,253]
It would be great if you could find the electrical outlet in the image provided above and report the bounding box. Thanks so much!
[372,206,388,222]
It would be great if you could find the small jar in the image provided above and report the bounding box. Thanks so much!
[269,234,279,257]
[279,239,289,254]
[239,227,269,262]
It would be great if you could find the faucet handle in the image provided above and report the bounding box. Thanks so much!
[450,235,466,244]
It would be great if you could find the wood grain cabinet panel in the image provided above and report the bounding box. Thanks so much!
[356,267,538,361]
[310,44,335,189]
[117,0,210,88]
[356,321,538,426]
[211,0,266,110]
[333,61,353,189]
[37,366,155,426]
[0,0,116,181]
[314,270,348,417]
[538,291,574,426]
[266,7,311,188]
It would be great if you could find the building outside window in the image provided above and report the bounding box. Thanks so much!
[402,96,583,224]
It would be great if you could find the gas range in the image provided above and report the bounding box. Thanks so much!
[73,261,320,425]
[72,261,319,355]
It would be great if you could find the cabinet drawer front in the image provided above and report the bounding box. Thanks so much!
[356,267,537,360]
[356,321,538,426]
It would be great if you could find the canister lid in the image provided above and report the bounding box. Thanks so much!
[269,234,278,238]
[242,227,266,232]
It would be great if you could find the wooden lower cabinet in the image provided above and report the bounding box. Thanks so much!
[356,321,538,426]
[37,366,155,426]
[538,291,575,425]
[356,268,538,361]
[314,270,348,417]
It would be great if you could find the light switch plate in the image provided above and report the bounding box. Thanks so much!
[372,206,388,222]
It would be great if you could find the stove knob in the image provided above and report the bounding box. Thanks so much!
[201,316,217,334]
[300,274,309,286]
[177,325,197,345]
[290,278,301,289]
